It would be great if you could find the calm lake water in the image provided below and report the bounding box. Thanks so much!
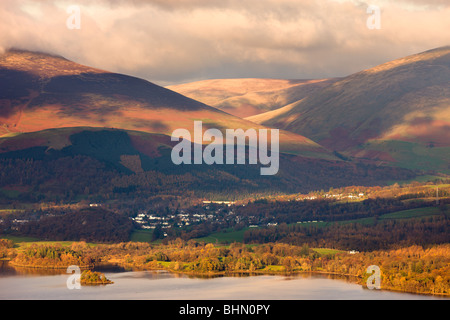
[0,262,446,300]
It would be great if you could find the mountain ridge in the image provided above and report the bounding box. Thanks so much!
[252,46,450,145]
[0,49,332,159]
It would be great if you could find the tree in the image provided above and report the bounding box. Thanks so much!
[152,225,164,241]
[282,256,296,273]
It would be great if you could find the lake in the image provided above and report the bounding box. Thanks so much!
[0,262,446,300]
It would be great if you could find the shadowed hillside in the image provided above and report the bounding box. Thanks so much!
[0,127,416,203]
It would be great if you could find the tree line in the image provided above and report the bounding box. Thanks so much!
[235,197,443,224]
[243,215,450,251]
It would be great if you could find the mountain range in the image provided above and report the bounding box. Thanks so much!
[0,47,448,204]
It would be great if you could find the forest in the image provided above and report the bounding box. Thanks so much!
[15,207,134,243]
[7,242,99,269]
[237,198,450,250]
[243,214,449,251]
[0,138,417,205]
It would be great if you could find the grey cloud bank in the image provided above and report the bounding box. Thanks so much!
[1,0,449,85]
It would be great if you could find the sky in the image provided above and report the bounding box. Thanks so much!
[1,0,449,86]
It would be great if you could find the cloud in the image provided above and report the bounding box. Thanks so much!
[397,0,449,6]
[0,0,449,85]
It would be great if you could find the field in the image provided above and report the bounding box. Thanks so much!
[379,207,442,220]
[130,230,154,243]
[358,140,450,174]
[311,248,343,255]
[195,228,249,244]
[0,235,41,244]
[332,206,446,227]
[0,235,98,250]
[130,227,259,245]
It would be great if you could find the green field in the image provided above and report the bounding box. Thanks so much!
[195,228,249,244]
[312,248,344,255]
[0,235,41,244]
[361,140,450,174]
[379,207,442,220]
[0,235,99,249]
[425,184,450,189]
[328,206,444,227]
[0,189,21,200]
[130,230,154,243]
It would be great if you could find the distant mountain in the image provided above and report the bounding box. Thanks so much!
[249,46,450,173]
[167,78,339,118]
[0,49,333,159]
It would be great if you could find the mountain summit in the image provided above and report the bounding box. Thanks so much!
[0,49,226,135]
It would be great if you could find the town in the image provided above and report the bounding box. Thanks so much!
[132,201,244,235]
[129,191,369,237]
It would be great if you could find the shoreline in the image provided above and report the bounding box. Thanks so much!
[3,260,449,298]
[8,261,95,270]
[161,268,450,298]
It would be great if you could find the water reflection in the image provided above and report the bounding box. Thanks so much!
[0,261,67,277]
[0,261,447,300]
[0,261,356,284]
[0,260,17,277]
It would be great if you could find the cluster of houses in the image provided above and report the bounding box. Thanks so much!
[130,200,283,231]
[202,201,236,206]
[303,192,365,201]
[1,218,30,231]
[131,208,231,230]
[297,220,324,224]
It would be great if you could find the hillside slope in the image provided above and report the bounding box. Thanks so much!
[249,46,450,172]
